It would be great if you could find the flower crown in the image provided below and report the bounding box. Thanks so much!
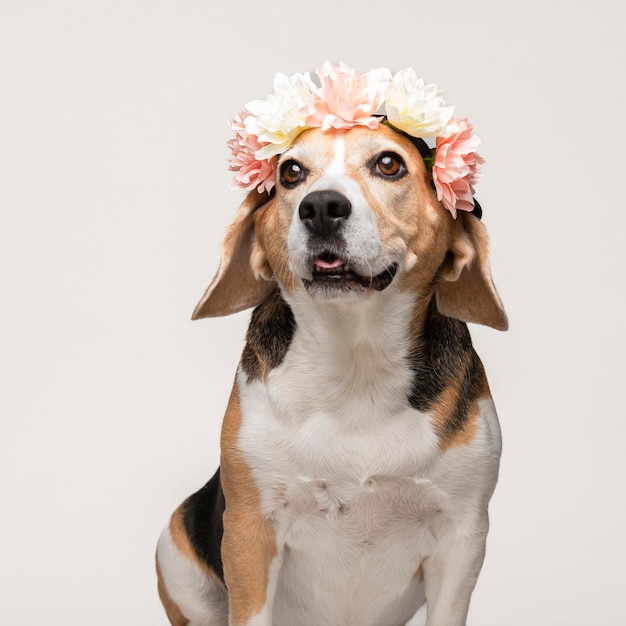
[228,61,485,218]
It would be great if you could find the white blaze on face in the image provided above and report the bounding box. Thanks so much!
[320,132,346,182]
[287,134,382,281]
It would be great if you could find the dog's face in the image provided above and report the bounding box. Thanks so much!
[258,125,437,302]
[193,125,507,330]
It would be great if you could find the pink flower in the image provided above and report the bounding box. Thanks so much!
[228,111,275,193]
[432,117,485,218]
[306,61,391,131]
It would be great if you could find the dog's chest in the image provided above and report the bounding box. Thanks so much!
[237,336,447,551]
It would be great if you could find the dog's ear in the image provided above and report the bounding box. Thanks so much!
[435,213,508,330]
[191,191,275,319]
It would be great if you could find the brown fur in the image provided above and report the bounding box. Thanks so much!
[428,370,490,451]
[192,191,274,319]
[220,384,279,625]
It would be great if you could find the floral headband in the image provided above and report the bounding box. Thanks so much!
[228,61,485,219]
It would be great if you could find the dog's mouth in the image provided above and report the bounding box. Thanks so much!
[302,252,398,293]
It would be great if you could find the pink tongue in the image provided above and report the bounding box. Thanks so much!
[315,257,344,270]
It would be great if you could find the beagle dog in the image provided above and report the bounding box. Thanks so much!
[156,123,507,626]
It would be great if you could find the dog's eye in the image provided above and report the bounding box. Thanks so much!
[373,153,406,179]
[280,160,306,187]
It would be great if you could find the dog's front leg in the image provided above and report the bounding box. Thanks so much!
[220,387,282,626]
[421,522,488,626]
[221,503,282,626]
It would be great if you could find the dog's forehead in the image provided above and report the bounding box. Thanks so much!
[343,125,423,166]
[282,125,422,170]
[282,128,337,167]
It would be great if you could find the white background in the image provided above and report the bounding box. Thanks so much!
[1,1,624,624]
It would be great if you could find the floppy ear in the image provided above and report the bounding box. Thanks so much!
[191,191,275,319]
[435,213,508,330]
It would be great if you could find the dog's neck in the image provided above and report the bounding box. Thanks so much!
[246,287,417,425]
[240,285,476,430]
[283,285,419,360]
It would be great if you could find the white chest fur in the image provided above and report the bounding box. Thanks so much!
[237,291,442,512]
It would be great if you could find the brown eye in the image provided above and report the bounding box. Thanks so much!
[280,160,306,187]
[374,152,406,179]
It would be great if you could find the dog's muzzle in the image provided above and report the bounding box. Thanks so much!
[297,190,397,294]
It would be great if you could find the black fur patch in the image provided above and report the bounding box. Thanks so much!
[408,301,486,441]
[182,467,225,583]
[240,292,296,382]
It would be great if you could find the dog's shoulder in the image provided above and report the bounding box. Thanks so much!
[408,300,493,451]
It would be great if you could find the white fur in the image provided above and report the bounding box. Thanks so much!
[157,526,229,626]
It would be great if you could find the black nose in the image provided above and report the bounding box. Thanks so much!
[298,190,352,237]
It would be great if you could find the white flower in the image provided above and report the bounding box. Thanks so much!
[244,72,317,160]
[385,68,456,139]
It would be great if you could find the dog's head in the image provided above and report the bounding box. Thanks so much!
[192,123,507,330]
